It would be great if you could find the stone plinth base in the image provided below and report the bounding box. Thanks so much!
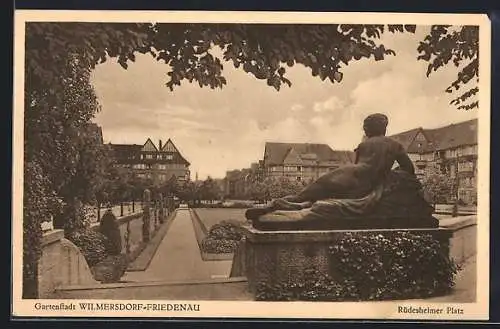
[232,225,453,295]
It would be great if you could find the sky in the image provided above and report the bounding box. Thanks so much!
[91,25,478,180]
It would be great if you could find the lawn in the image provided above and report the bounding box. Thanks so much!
[194,208,247,231]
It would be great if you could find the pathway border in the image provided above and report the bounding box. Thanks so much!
[55,276,248,292]
[126,209,178,271]
[189,209,234,261]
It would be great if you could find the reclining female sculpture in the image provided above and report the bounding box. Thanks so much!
[245,113,438,230]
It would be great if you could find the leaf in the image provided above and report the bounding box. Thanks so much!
[404,25,417,33]
[333,71,343,83]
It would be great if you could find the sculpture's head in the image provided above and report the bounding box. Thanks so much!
[363,113,389,137]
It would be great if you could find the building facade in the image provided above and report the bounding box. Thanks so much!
[110,138,191,186]
[389,119,478,205]
[262,142,355,183]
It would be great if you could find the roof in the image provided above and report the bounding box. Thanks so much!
[263,142,355,166]
[109,144,142,162]
[109,138,190,166]
[389,119,478,153]
[388,128,421,150]
[109,143,142,154]
[425,119,478,151]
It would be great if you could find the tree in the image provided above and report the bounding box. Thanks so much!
[417,25,479,110]
[159,175,179,197]
[23,21,478,298]
[199,177,222,203]
[247,180,269,202]
[267,177,306,199]
[421,173,456,206]
[176,181,198,204]
[26,23,418,94]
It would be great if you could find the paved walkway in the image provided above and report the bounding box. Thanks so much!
[122,209,232,283]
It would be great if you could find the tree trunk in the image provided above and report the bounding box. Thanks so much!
[97,202,101,222]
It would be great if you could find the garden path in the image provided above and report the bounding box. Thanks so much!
[122,209,232,283]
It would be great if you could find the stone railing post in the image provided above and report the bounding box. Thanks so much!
[142,189,151,242]
[125,220,131,255]
[159,193,165,224]
[167,195,174,214]
[153,200,158,230]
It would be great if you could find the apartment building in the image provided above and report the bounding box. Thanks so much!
[389,119,478,204]
[110,138,191,186]
[262,142,355,183]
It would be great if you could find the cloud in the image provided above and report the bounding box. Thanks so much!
[291,104,304,112]
[313,95,345,114]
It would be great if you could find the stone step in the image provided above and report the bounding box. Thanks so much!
[52,277,252,300]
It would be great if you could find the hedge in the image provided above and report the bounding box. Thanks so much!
[99,210,122,255]
[66,229,109,267]
[200,220,244,254]
[256,231,459,301]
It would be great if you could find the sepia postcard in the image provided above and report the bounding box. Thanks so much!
[12,10,491,320]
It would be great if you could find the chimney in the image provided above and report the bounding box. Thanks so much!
[159,139,162,151]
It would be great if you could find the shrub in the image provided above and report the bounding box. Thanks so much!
[81,204,97,226]
[207,220,244,240]
[201,237,240,254]
[99,210,122,255]
[256,269,349,301]
[66,229,109,267]
[200,220,244,254]
[256,232,459,301]
[92,253,129,283]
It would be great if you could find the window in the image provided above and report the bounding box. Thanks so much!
[458,161,473,172]
[415,133,425,141]
[450,164,456,177]
[284,166,297,172]
[446,149,457,158]
[165,154,173,160]
[158,164,167,170]
[133,164,146,169]
[146,154,153,159]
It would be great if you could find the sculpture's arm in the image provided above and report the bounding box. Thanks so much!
[354,144,360,164]
[396,149,415,176]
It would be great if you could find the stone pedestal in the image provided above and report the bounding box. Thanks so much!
[233,225,453,294]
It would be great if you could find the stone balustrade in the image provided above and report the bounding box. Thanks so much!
[38,211,148,298]
[38,229,98,298]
